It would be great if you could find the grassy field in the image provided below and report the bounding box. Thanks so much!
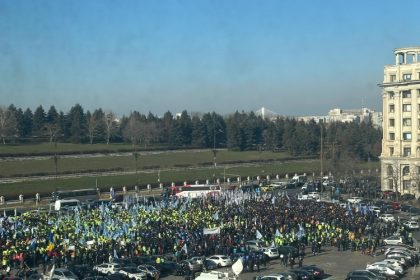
[0,160,380,198]
[0,142,140,155]
[0,150,300,177]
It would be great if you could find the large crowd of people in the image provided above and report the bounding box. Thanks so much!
[0,188,413,277]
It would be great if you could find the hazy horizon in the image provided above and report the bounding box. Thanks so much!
[1,0,420,116]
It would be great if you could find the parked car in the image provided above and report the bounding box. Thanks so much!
[347,197,363,204]
[401,193,415,201]
[93,263,122,275]
[403,221,419,231]
[288,269,314,280]
[246,240,265,251]
[379,214,395,222]
[206,255,233,267]
[136,265,160,280]
[179,259,202,272]
[383,236,403,246]
[50,268,79,280]
[261,247,280,259]
[119,267,147,280]
[298,265,324,280]
[203,259,219,271]
[157,262,184,276]
[346,270,386,280]
[256,274,286,280]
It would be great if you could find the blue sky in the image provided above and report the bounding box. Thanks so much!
[1,0,419,116]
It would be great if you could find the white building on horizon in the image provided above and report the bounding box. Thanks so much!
[296,107,382,127]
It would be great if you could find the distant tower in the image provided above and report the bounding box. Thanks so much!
[379,47,420,197]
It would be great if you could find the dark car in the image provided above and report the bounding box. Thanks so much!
[278,246,299,258]
[83,277,108,280]
[299,265,324,280]
[104,273,128,280]
[289,269,314,280]
[131,256,154,266]
[367,269,399,280]
[68,264,95,279]
[347,270,386,280]
[401,204,412,212]
[203,259,219,271]
[401,193,415,201]
[157,261,184,276]
[112,258,136,268]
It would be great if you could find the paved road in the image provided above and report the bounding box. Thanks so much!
[161,246,420,279]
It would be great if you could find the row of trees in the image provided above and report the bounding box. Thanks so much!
[0,104,382,160]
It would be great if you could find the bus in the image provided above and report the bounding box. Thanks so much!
[54,199,81,211]
[51,188,99,202]
[168,184,221,198]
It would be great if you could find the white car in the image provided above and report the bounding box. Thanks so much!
[119,267,147,280]
[366,264,399,276]
[369,206,381,215]
[207,255,233,267]
[51,268,79,280]
[297,194,309,200]
[383,236,403,246]
[261,247,280,259]
[93,263,122,275]
[367,261,404,274]
[347,197,363,204]
[189,256,204,265]
[307,192,320,200]
[136,265,160,279]
[256,274,286,280]
[379,214,395,222]
[403,221,419,230]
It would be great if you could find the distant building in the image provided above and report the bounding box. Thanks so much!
[296,107,382,127]
[379,46,420,198]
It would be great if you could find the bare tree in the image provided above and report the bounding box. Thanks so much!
[123,114,142,145]
[45,122,60,143]
[410,165,420,195]
[387,162,401,201]
[0,106,17,144]
[103,111,117,145]
[87,111,101,144]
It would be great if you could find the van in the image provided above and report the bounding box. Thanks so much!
[55,199,80,211]
[245,240,264,251]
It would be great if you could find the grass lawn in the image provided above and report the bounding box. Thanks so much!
[0,150,297,177]
[0,160,380,198]
[0,142,161,155]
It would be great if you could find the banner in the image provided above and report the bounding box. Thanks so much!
[203,227,221,235]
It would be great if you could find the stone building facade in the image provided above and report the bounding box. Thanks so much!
[379,47,420,197]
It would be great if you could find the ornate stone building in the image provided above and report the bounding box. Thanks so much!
[379,47,420,197]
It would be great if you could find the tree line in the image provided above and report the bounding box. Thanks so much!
[0,104,382,161]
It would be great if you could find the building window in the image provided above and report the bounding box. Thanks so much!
[404,147,411,157]
[389,119,395,127]
[402,166,410,176]
[418,89,420,97]
[403,180,411,190]
[390,75,396,82]
[403,104,412,112]
[403,74,412,81]
[389,133,395,140]
[388,91,394,99]
[402,90,412,98]
[390,147,394,155]
[403,132,412,140]
[388,179,394,189]
[387,165,393,176]
[403,118,411,126]
[389,104,395,113]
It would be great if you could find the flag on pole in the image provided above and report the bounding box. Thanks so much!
[256,229,263,240]
[182,243,188,254]
[275,228,282,237]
